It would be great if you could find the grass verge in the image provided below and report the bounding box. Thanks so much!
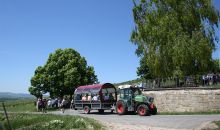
[202,121,220,130]
[213,121,220,130]
[0,113,105,130]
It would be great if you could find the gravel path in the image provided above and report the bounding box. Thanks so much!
[51,109,220,130]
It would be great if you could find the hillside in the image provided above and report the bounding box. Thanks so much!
[0,92,34,101]
[114,78,142,87]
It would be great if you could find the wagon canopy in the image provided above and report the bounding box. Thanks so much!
[74,83,115,94]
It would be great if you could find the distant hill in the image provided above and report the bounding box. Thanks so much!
[0,79,142,101]
[0,92,35,101]
[114,78,142,87]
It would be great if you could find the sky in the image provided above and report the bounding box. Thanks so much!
[0,1,220,93]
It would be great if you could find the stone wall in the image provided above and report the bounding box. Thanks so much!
[143,89,220,112]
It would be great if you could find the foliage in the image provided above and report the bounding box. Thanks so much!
[72,118,87,128]
[43,120,64,129]
[211,59,220,73]
[1,113,104,130]
[131,0,220,79]
[28,48,98,98]
[212,121,220,130]
[28,85,42,99]
[137,55,152,79]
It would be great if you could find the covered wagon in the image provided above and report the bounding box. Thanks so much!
[74,83,117,114]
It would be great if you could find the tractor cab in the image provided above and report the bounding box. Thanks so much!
[116,85,157,116]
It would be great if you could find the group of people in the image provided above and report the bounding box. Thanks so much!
[202,74,220,86]
[36,97,74,113]
[36,98,47,113]
[47,98,59,108]
[81,93,99,101]
[80,93,114,101]
[35,93,115,113]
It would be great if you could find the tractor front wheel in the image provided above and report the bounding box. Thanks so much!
[137,104,149,116]
[116,101,126,115]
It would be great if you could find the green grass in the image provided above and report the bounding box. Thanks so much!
[206,83,220,88]
[159,111,220,115]
[0,113,105,130]
[0,99,37,112]
[0,100,105,129]
[202,121,220,130]
[213,121,220,130]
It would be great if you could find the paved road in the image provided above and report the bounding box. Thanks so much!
[51,109,220,130]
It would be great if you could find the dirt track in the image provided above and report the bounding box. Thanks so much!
[51,109,220,130]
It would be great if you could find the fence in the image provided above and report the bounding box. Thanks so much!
[0,102,12,130]
[140,74,220,89]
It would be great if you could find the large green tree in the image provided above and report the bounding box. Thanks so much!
[211,59,220,73]
[28,66,45,98]
[131,0,220,79]
[28,48,98,98]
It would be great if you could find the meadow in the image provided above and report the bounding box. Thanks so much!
[0,99,36,112]
[0,99,105,130]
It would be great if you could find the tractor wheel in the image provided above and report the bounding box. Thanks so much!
[84,106,90,114]
[116,101,126,115]
[98,109,104,113]
[137,104,149,116]
[150,105,157,115]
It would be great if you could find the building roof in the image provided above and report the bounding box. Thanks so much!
[75,83,115,94]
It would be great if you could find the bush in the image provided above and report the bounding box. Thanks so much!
[43,120,64,129]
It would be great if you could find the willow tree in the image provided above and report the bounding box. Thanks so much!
[131,0,219,79]
[29,48,98,98]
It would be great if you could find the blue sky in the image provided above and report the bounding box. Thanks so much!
[0,0,220,93]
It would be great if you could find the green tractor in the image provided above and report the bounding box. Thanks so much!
[116,85,157,116]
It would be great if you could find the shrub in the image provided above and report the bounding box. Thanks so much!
[43,120,64,129]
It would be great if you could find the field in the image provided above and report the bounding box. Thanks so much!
[0,99,36,112]
[0,99,105,130]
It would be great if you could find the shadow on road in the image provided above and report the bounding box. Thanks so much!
[78,111,139,116]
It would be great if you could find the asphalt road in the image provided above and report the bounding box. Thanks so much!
[51,109,220,130]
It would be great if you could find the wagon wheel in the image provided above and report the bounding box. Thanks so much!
[137,104,149,116]
[116,101,126,115]
[84,106,90,114]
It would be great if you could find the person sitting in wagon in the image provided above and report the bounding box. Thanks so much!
[92,94,99,101]
[109,93,114,100]
[87,93,92,101]
[104,93,109,100]
[82,94,87,101]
